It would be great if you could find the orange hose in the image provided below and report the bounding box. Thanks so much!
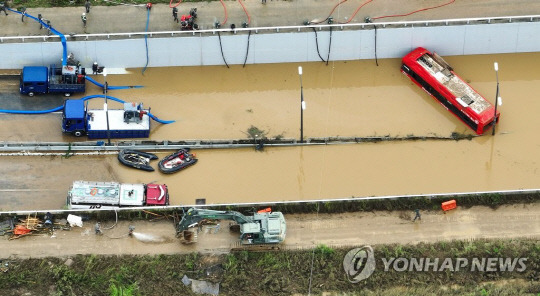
[311,0,348,24]
[339,0,374,24]
[238,0,250,25]
[169,0,182,8]
[220,0,228,26]
[372,0,455,20]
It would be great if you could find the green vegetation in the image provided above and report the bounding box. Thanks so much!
[0,239,538,295]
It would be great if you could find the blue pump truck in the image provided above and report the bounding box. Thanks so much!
[62,99,151,139]
[20,64,86,97]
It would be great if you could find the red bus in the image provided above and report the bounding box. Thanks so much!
[401,47,500,135]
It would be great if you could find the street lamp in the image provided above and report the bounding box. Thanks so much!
[103,69,111,145]
[492,62,502,136]
[298,66,306,143]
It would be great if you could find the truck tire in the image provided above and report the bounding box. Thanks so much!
[28,92,34,97]
[64,93,72,97]
[73,130,84,137]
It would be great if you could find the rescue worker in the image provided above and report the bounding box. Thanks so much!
[0,2,8,16]
[85,0,91,13]
[20,6,26,22]
[81,12,87,27]
[44,212,53,228]
[92,62,98,75]
[46,20,51,35]
[172,7,178,23]
[413,209,421,222]
[38,14,43,29]
[94,222,102,235]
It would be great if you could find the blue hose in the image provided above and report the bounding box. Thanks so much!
[147,112,175,124]
[142,8,150,75]
[85,75,144,90]
[0,95,175,124]
[0,106,63,114]
[8,9,68,66]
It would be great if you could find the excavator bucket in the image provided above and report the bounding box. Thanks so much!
[179,230,197,244]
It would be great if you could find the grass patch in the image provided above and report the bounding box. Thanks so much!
[0,239,537,295]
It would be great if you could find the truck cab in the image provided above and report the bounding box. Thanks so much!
[19,66,48,96]
[62,99,87,137]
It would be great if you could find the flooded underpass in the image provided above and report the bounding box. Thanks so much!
[1,52,540,211]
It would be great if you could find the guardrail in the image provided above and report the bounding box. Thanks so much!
[0,187,538,216]
[0,134,474,152]
[1,14,540,43]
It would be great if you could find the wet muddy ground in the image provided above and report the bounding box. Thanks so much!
[1,52,540,211]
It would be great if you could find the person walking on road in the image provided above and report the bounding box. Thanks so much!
[20,6,26,22]
[46,20,51,35]
[413,209,421,222]
[38,14,43,29]
[85,0,91,13]
[0,2,8,15]
[172,7,178,23]
[81,12,87,28]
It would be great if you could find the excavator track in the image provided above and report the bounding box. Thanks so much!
[230,241,281,252]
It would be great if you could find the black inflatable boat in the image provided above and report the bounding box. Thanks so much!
[118,149,158,172]
[158,148,198,174]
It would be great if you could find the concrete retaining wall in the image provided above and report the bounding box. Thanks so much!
[1,20,539,69]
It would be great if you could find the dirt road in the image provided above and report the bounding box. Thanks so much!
[2,203,538,259]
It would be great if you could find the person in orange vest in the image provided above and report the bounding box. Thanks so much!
[413,209,421,222]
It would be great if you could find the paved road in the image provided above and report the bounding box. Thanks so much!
[1,0,540,38]
[2,203,539,258]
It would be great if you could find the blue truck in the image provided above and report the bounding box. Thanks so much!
[20,64,86,97]
[62,100,151,139]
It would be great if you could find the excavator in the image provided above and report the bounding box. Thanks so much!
[176,208,286,245]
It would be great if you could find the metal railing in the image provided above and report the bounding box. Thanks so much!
[0,134,473,153]
[2,14,540,43]
[0,187,538,216]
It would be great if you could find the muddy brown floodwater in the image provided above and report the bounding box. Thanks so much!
[1,52,540,211]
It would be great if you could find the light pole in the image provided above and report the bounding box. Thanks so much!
[492,62,502,136]
[298,66,306,143]
[103,69,111,145]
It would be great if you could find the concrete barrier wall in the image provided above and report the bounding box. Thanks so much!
[1,21,539,69]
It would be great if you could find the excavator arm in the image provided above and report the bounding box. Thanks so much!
[176,208,252,234]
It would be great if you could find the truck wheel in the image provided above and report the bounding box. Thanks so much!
[64,93,72,97]
[28,92,34,97]
[73,130,84,137]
